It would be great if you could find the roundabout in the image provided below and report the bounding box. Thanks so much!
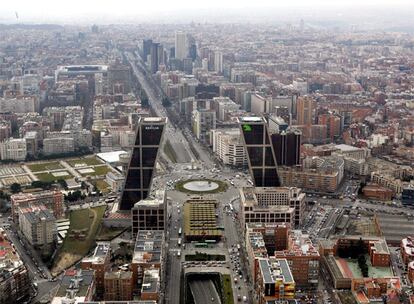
[175,178,227,194]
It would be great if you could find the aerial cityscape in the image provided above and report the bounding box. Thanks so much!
[1,1,414,304]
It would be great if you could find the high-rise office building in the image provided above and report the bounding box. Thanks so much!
[120,117,167,211]
[189,43,197,61]
[143,39,153,62]
[214,50,223,74]
[239,116,281,187]
[175,31,187,60]
[150,42,159,74]
[271,128,301,167]
[296,96,315,125]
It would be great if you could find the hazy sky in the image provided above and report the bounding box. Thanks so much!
[1,0,413,23]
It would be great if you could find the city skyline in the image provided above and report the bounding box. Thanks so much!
[1,0,414,27]
[1,2,414,303]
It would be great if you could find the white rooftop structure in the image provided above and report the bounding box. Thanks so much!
[96,150,128,164]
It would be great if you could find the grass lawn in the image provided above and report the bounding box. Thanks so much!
[52,205,106,274]
[80,165,111,177]
[68,156,102,167]
[27,161,63,172]
[96,225,126,241]
[94,179,110,193]
[222,274,234,304]
[35,172,73,183]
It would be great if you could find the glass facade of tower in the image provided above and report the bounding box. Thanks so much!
[239,117,281,187]
[120,117,166,210]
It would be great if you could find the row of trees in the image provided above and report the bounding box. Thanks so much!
[9,179,69,194]
[358,254,369,277]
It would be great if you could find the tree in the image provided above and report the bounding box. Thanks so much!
[0,190,10,200]
[31,180,53,190]
[358,181,366,194]
[10,183,21,194]
[65,190,82,202]
[57,179,68,190]
[358,254,369,277]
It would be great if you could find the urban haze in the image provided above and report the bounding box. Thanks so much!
[0,1,414,304]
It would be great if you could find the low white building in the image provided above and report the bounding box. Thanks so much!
[0,138,27,161]
[105,171,125,192]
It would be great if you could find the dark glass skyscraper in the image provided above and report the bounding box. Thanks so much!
[143,39,153,62]
[120,117,167,211]
[239,116,281,187]
[271,129,301,167]
[150,42,159,74]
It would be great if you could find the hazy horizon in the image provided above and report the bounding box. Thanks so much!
[1,0,414,28]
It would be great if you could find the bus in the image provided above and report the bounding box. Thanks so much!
[194,243,208,248]
[178,227,182,235]
[205,240,216,244]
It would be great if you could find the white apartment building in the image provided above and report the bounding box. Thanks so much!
[0,138,27,161]
[119,130,136,148]
[43,137,74,155]
[371,172,403,194]
[214,97,240,121]
[192,109,216,144]
[343,156,369,176]
[18,205,56,247]
[0,96,39,113]
[211,128,247,167]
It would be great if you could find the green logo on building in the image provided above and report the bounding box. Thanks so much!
[243,124,252,132]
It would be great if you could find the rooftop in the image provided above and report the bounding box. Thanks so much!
[259,258,294,284]
[335,144,363,152]
[82,242,111,264]
[55,269,95,298]
[133,230,164,264]
[141,269,160,294]
[183,199,222,239]
[19,204,56,223]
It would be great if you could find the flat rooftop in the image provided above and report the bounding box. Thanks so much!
[82,242,110,264]
[140,117,167,123]
[133,230,164,264]
[335,144,362,152]
[183,200,222,239]
[259,258,294,284]
[142,269,160,294]
[240,116,264,122]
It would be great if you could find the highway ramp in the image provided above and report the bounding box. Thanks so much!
[189,278,222,304]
